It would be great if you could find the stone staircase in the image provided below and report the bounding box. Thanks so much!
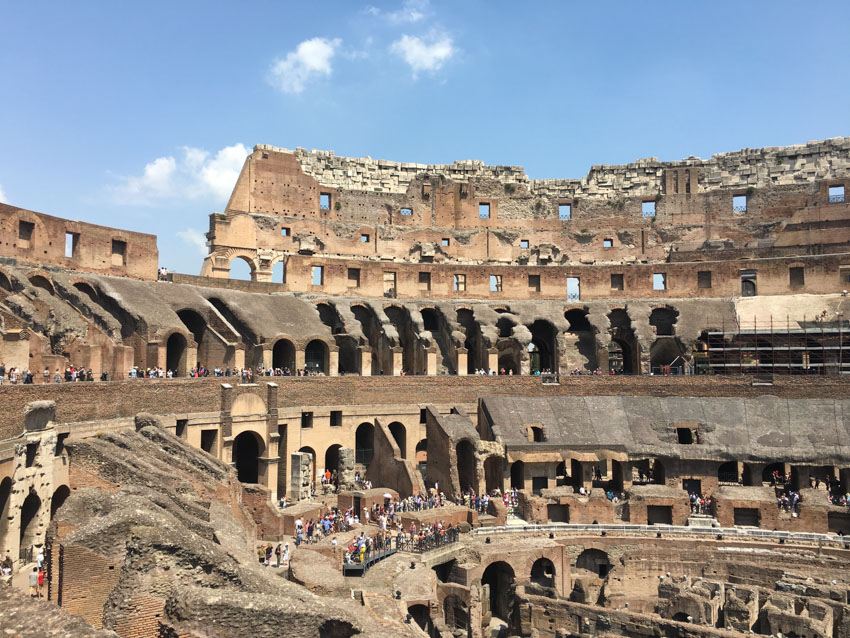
[687,513,719,528]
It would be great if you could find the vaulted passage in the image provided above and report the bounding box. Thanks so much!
[355,422,374,466]
[208,297,260,368]
[233,431,263,484]
[272,338,295,372]
[19,490,42,549]
[352,304,392,375]
[305,339,329,374]
[421,307,456,374]
[456,439,476,493]
[482,561,516,623]
[177,309,214,367]
[564,308,597,371]
[608,309,638,374]
[337,336,359,375]
[166,332,188,376]
[530,557,556,588]
[385,305,422,375]
[325,444,342,474]
[457,308,487,373]
[388,421,406,458]
[0,477,11,548]
[51,485,71,519]
[528,319,557,373]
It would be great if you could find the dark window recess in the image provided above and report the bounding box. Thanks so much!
[532,476,548,495]
[200,430,217,453]
[418,272,431,291]
[54,433,69,456]
[330,410,342,427]
[697,271,712,289]
[301,411,313,428]
[347,268,360,287]
[19,221,34,241]
[528,274,541,292]
[789,267,805,288]
[25,443,38,467]
[610,274,624,290]
[420,408,427,424]
[676,427,695,444]
[175,419,188,438]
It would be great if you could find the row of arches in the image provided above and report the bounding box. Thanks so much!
[0,478,70,556]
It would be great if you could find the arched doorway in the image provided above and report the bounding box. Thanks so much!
[337,338,359,375]
[352,304,392,376]
[355,423,374,465]
[530,557,556,588]
[528,319,557,373]
[20,490,42,549]
[304,339,328,374]
[457,308,486,374]
[456,440,476,493]
[177,309,209,367]
[272,338,295,372]
[415,439,427,464]
[0,271,13,292]
[608,309,638,374]
[718,461,739,484]
[228,256,254,281]
[510,461,524,491]
[29,275,55,295]
[650,338,687,374]
[50,485,71,519]
[652,459,666,485]
[421,307,456,374]
[299,446,317,485]
[484,456,503,493]
[233,431,264,484]
[385,305,421,375]
[564,308,597,371]
[576,548,612,577]
[324,444,342,476]
[482,561,515,622]
[408,604,433,634]
[388,422,406,458]
[166,332,187,376]
[0,477,11,547]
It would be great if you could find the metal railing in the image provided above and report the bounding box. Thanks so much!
[829,194,845,204]
[397,527,460,553]
[733,205,748,212]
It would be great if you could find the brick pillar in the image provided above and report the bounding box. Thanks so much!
[487,349,498,374]
[457,349,468,375]
[220,384,234,466]
[295,348,306,372]
[233,347,245,370]
[426,351,437,376]
[360,348,372,376]
[329,350,339,376]
[392,349,403,376]
[262,347,273,371]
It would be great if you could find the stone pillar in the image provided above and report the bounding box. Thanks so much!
[392,349,403,376]
[295,349,306,372]
[426,351,437,376]
[290,451,312,501]
[329,350,339,376]
[220,384,234,439]
[233,347,246,371]
[520,354,531,376]
[262,347,273,371]
[360,349,372,376]
[337,447,356,490]
[457,349,468,376]
[186,346,198,373]
[487,350,498,373]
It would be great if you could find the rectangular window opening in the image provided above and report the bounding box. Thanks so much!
[200,430,217,453]
[567,276,580,301]
[789,266,805,288]
[25,443,38,468]
[361,234,370,243]
[175,419,188,439]
[733,194,747,212]
[610,274,624,290]
[697,271,712,289]
[65,232,79,258]
[520,239,529,249]
[528,274,540,292]
[642,201,656,217]
[347,268,360,288]
[453,274,466,292]
[418,271,431,291]
[479,202,490,219]
[652,273,667,291]
[301,411,313,428]
[676,427,694,444]
[281,227,290,236]
[311,265,324,286]
[383,271,397,296]
[420,408,428,423]
[111,239,127,267]
[441,238,450,247]
[400,207,413,216]
[319,193,331,210]
[489,274,502,293]
[558,204,571,220]
[829,185,845,204]
[330,410,342,427]
[603,238,613,248]
[18,220,34,241]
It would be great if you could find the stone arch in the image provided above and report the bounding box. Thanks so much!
[650,338,687,373]
[407,604,433,634]
[19,489,42,549]
[176,309,211,367]
[299,446,317,485]
[0,270,13,292]
[351,303,392,375]
[165,331,189,376]
[385,304,421,375]
[481,561,515,622]
[28,274,55,295]
[72,280,98,301]
[355,422,374,466]
[528,319,557,373]
[608,308,638,374]
[0,477,11,548]
[763,462,787,485]
[718,461,739,484]
[420,306,456,374]
[304,338,329,374]
[496,315,515,338]
[564,308,597,371]
[457,308,487,374]
[649,305,678,336]
[233,430,265,484]
[388,421,407,459]
[496,338,522,374]
[272,337,296,371]
[456,439,476,493]
[324,444,342,475]
[415,438,427,465]
[315,302,345,335]
[51,484,71,519]
[443,594,468,631]
[510,460,525,490]
[484,455,503,493]
[576,548,612,577]
[228,255,255,281]
[530,557,556,588]
[336,336,359,375]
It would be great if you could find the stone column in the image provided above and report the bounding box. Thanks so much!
[426,351,437,376]
[457,349,468,376]
[233,347,246,370]
[487,349,498,373]
[295,349,306,372]
[360,348,372,376]
[392,349,403,376]
[328,350,339,376]
[262,347,273,371]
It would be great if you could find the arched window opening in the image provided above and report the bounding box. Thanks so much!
[456,440,476,493]
[355,423,374,466]
[271,260,286,284]
[497,316,516,339]
[233,431,264,484]
[564,308,597,372]
[388,422,406,459]
[305,339,328,374]
[229,256,254,281]
[415,438,427,464]
[576,548,612,578]
[528,319,557,373]
[316,303,345,334]
[337,338,359,375]
[457,308,486,374]
[649,306,678,336]
[481,561,516,622]
[325,444,342,476]
[718,461,739,485]
[510,461,525,491]
[20,490,42,549]
[608,309,638,375]
[166,333,188,376]
[530,426,545,442]
[272,338,295,372]
[51,485,71,519]
[484,456,503,494]
[530,557,556,588]
[298,446,317,485]
[177,309,208,366]
[0,272,13,292]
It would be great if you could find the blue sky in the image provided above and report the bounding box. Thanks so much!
[2,1,849,275]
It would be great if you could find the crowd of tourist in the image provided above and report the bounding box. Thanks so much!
[688,492,714,515]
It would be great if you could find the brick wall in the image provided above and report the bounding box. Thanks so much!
[1,375,848,441]
[59,543,121,628]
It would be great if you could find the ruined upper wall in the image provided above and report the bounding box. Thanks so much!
[256,137,850,200]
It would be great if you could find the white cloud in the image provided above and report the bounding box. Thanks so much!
[112,143,248,205]
[391,32,455,76]
[367,0,428,24]
[0,184,7,203]
[176,228,208,257]
[269,37,341,94]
